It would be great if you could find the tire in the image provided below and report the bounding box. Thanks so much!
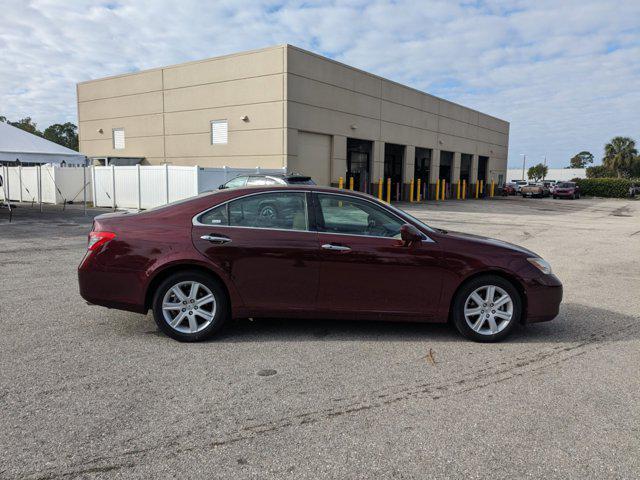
[553,195,557,199]
[152,270,229,342]
[258,203,279,220]
[451,275,522,342]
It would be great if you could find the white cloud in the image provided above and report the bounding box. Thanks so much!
[1,0,638,167]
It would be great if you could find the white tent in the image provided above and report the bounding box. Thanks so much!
[0,122,86,165]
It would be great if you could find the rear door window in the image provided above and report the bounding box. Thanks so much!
[228,192,308,231]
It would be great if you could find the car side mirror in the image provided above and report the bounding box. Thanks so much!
[218,184,226,190]
[400,223,423,246]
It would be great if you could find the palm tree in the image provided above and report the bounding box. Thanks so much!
[603,137,638,177]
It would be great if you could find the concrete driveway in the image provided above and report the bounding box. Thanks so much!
[1,197,638,479]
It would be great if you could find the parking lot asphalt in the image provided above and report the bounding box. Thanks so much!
[1,196,639,479]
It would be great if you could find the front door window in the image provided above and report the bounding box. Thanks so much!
[316,194,403,238]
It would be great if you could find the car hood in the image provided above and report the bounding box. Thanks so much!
[439,230,538,256]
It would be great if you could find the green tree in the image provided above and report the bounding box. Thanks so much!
[603,136,638,178]
[43,122,78,151]
[586,165,615,178]
[527,163,548,181]
[569,151,594,168]
[7,117,43,137]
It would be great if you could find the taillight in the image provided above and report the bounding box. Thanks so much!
[88,231,116,251]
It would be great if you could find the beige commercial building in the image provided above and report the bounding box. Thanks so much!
[78,44,509,200]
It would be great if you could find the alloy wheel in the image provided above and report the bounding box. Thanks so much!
[463,285,513,335]
[161,281,217,334]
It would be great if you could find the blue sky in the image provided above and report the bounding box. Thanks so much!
[1,0,639,168]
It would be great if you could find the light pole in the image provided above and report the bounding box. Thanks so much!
[520,154,526,180]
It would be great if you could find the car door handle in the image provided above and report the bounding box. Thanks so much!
[321,243,351,252]
[200,234,231,244]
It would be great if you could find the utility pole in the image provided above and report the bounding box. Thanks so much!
[520,154,526,180]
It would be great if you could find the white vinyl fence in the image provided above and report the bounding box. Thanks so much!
[1,164,285,209]
[1,165,90,205]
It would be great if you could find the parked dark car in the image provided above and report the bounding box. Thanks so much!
[553,182,580,199]
[219,173,315,190]
[502,183,517,196]
[78,186,562,343]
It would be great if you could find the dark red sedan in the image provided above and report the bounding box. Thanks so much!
[78,186,562,342]
[552,182,580,199]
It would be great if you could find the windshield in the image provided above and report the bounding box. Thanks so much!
[558,182,575,188]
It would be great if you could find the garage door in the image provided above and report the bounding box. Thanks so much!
[290,131,331,186]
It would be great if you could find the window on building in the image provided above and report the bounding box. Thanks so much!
[211,120,228,145]
[113,128,125,150]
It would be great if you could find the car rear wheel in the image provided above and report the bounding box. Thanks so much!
[152,271,229,342]
[452,275,522,342]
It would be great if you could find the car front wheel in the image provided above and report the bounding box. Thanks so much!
[152,271,229,342]
[452,275,522,342]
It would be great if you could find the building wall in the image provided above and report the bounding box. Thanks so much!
[78,46,287,168]
[285,45,509,197]
[78,44,509,197]
[507,168,586,182]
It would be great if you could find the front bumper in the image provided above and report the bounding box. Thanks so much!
[524,273,563,323]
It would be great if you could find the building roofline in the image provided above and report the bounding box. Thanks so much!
[77,44,287,86]
[77,43,508,125]
[284,44,508,125]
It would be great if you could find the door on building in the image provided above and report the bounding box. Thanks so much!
[478,156,489,184]
[384,143,405,201]
[414,147,431,199]
[460,153,472,196]
[439,151,454,198]
[346,138,372,193]
[292,132,332,186]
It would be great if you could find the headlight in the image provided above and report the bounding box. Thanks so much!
[527,257,552,275]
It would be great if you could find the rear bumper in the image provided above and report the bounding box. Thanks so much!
[78,263,147,314]
[524,274,563,323]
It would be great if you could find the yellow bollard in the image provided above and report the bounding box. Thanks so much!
[409,179,415,202]
[480,182,484,195]
[386,178,391,203]
[349,176,354,190]
[338,177,344,189]
[441,179,446,201]
[491,180,495,197]
[456,181,460,200]
[435,179,440,201]
[462,179,467,200]
[378,178,383,200]
[417,178,421,202]
[475,182,479,199]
